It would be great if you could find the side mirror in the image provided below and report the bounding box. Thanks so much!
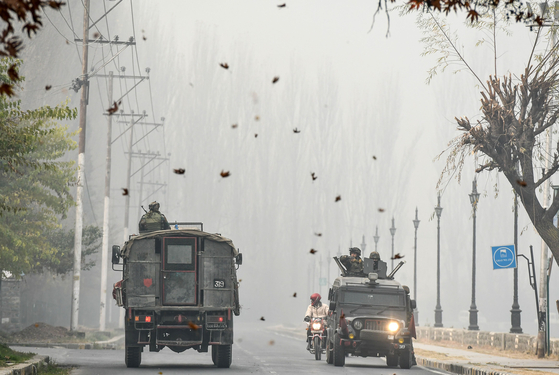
[329,301,336,311]
[235,253,243,265]
[410,299,417,310]
[112,245,121,265]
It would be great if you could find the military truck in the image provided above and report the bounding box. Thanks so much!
[111,223,242,368]
[326,258,416,369]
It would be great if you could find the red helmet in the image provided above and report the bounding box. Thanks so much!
[310,293,321,306]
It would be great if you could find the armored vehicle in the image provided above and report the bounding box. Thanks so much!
[112,223,242,368]
[326,259,415,369]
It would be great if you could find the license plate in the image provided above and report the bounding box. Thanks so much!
[207,322,227,329]
[398,344,406,349]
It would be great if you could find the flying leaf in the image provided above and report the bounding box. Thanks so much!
[311,172,317,181]
[93,32,100,39]
[107,100,122,115]
[122,188,129,196]
[45,85,52,91]
[142,35,147,41]
[260,316,266,321]
[254,133,258,138]
[516,180,527,187]
[335,195,341,202]
[220,62,229,69]
[269,340,275,345]
[231,123,238,129]
[378,208,385,212]
[310,249,317,254]
[255,115,260,121]
[314,232,322,237]
[220,170,231,178]
[272,76,280,84]
[173,168,185,175]
[372,155,377,160]
[293,292,297,297]
[391,253,404,260]
[278,3,286,7]
[293,128,301,133]
[188,321,199,330]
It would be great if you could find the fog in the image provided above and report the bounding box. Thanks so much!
[15,0,558,336]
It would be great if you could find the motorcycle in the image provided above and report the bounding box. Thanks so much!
[306,317,327,360]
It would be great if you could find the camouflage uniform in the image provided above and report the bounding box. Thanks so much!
[139,202,171,233]
[340,255,364,276]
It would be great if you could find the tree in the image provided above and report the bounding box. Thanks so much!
[420,12,559,266]
[0,57,79,276]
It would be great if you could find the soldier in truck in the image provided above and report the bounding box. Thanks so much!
[139,201,171,233]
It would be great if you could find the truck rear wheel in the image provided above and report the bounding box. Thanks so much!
[125,345,142,368]
[399,349,412,369]
[386,354,399,367]
[214,344,232,368]
[333,333,345,367]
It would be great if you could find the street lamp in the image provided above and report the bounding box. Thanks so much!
[468,179,480,331]
[361,235,367,254]
[413,207,420,323]
[373,226,380,252]
[390,217,396,270]
[510,190,522,333]
[434,195,443,327]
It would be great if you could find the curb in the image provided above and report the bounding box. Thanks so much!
[0,355,49,375]
[8,342,118,350]
[415,357,515,375]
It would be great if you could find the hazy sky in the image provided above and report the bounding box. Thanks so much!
[18,0,558,335]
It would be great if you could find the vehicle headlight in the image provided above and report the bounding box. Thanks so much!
[312,322,322,330]
[353,319,363,330]
[388,321,399,332]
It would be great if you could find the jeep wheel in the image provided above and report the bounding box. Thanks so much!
[399,349,413,369]
[125,344,142,368]
[326,340,333,364]
[314,337,321,361]
[333,333,345,367]
[215,344,232,368]
[386,354,399,367]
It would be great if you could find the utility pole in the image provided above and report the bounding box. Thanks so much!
[412,207,420,324]
[99,71,113,332]
[71,0,90,332]
[390,218,396,270]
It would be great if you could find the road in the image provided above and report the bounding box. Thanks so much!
[13,324,450,375]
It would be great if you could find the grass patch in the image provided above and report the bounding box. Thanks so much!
[39,362,73,375]
[0,343,34,367]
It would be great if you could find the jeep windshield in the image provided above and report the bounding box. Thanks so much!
[340,290,405,315]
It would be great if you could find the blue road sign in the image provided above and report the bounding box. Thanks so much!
[491,245,517,270]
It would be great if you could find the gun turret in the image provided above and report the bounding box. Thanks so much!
[333,256,348,277]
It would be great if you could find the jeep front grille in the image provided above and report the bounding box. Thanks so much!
[365,319,388,331]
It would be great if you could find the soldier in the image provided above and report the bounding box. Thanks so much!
[402,285,417,366]
[340,247,364,276]
[139,201,171,233]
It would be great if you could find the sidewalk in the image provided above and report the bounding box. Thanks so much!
[271,325,559,375]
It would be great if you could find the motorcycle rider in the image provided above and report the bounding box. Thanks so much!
[303,293,329,350]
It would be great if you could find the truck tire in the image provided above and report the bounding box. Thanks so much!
[326,339,333,364]
[333,333,345,367]
[314,337,321,361]
[399,349,413,369]
[386,354,399,367]
[211,345,217,365]
[125,344,142,368]
[215,344,232,368]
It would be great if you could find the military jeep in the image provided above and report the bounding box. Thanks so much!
[326,259,416,369]
[111,223,242,368]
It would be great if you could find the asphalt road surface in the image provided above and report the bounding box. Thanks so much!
[12,323,451,375]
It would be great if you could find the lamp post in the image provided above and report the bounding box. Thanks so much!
[434,195,443,327]
[468,179,480,331]
[361,235,367,254]
[510,190,522,333]
[373,226,380,252]
[390,217,396,270]
[413,207,420,323]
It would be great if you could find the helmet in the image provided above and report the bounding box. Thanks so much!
[349,247,361,256]
[310,293,321,306]
[149,201,160,211]
[369,251,380,260]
